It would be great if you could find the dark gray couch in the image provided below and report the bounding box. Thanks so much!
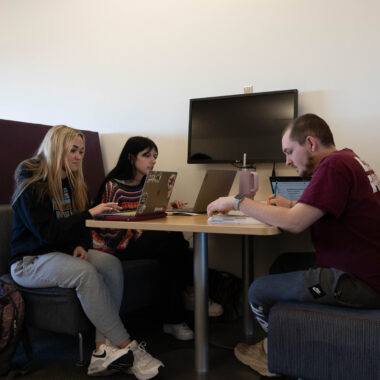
[268,301,380,380]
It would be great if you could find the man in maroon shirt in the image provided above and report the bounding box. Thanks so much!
[207,113,380,377]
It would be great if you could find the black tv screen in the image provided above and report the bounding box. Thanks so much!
[187,89,298,164]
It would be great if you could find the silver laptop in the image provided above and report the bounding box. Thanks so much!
[95,171,177,220]
[174,169,237,213]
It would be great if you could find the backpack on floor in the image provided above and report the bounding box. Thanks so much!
[0,274,33,377]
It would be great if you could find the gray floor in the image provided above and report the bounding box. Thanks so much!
[10,316,294,380]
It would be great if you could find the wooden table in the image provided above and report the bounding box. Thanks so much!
[86,214,279,372]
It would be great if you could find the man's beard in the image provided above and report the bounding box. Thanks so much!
[298,153,314,177]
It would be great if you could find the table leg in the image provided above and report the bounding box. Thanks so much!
[193,232,209,373]
[242,235,254,336]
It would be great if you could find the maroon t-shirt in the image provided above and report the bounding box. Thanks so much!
[299,148,380,293]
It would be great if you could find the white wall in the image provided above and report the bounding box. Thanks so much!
[1,0,378,276]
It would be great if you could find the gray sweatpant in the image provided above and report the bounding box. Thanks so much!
[11,249,129,346]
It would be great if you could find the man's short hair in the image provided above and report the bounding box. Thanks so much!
[284,113,335,147]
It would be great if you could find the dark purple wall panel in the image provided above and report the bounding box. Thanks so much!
[0,119,105,204]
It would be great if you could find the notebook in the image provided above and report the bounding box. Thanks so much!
[269,176,311,201]
[94,171,177,221]
[208,214,267,225]
[172,169,237,214]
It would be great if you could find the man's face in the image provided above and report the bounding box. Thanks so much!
[282,130,315,177]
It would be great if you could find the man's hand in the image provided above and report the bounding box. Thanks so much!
[207,196,234,216]
[73,246,88,261]
[267,194,293,208]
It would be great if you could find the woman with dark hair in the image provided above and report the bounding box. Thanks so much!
[93,136,223,340]
[95,137,159,203]
[10,126,163,379]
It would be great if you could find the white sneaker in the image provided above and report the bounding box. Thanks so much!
[208,299,224,317]
[87,341,133,376]
[127,340,164,380]
[163,322,194,341]
[183,292,224,317]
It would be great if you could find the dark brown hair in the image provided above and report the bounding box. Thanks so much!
[284,113,335,147]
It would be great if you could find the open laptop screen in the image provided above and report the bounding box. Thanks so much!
[269,176,311,201]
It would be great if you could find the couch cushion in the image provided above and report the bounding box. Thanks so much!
[268,301,380,380]
[21,286,91,335]
[18,259,160,336]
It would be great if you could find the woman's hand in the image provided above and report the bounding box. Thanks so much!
[88,202,122,217]
[73,246,88,260]
[168,200,188,210]
[207,196,234,216]
[267,194,293,208]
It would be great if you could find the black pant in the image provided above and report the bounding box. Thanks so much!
[117,231,193,324]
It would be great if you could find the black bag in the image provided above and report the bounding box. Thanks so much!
[208,269,243,321]
[0,275,33,377]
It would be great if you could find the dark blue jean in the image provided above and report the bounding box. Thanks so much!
[249,267,380,332]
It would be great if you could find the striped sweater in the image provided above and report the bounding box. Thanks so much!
[92,179,144,253]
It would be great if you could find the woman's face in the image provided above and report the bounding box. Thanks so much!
[64,135,85,174]
[132,147,157,178]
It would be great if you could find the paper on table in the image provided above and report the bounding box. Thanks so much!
[208,214,268,225]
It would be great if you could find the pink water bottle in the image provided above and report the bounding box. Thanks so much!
[238,153,259,199]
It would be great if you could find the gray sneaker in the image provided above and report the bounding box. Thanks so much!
[183,291,224,317]
[163,322,194,341]
[234,339,278,377]
[127,340,164,380]
[87,342,133,376]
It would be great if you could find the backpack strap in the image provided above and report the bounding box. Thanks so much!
[6,326,35,379]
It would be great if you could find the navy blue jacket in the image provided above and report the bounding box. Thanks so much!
[9,178,92,267]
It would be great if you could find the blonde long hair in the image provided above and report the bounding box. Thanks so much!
[12,125,88,212]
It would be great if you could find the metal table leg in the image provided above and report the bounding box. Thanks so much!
[193,232,209,372]
[242,235,254,336]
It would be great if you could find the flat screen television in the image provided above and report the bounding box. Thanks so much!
[187,89,298,164]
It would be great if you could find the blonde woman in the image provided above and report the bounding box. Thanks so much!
[9,125,163,379]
